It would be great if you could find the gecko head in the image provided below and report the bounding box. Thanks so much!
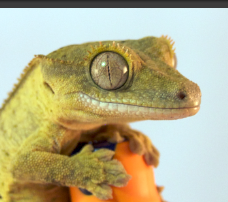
[39,36,201,130]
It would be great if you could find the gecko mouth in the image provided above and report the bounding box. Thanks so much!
[76,93,200,120]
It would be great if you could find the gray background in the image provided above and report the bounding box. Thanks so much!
[0,8,227,202]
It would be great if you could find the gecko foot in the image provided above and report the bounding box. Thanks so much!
[71,144,131,200]
[157,185,167,202]
[94,124,160,167]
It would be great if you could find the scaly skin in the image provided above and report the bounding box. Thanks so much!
[0,36,201,202]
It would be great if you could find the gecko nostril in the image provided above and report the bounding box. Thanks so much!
[177,92,186,100]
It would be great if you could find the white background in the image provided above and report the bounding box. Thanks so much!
[0,8,227,202]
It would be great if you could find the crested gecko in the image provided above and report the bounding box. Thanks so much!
[0,36,201,202]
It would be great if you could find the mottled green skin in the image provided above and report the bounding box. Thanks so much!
[0,36,201,202]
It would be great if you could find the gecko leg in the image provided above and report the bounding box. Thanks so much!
[93,124,160,167]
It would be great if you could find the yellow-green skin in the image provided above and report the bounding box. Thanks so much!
[0,36,201,202]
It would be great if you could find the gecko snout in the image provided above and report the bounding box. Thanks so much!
[176,82,201,107]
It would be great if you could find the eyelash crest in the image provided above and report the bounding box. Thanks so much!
[83,41,133,65]
[160,35,176,57]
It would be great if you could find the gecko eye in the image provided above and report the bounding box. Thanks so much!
[90,52,129,90]
[171,53,177,69]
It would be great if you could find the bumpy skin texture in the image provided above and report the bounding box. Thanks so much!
[0,36,201,202]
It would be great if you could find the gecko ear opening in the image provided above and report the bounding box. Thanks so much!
[43,82,55,94]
